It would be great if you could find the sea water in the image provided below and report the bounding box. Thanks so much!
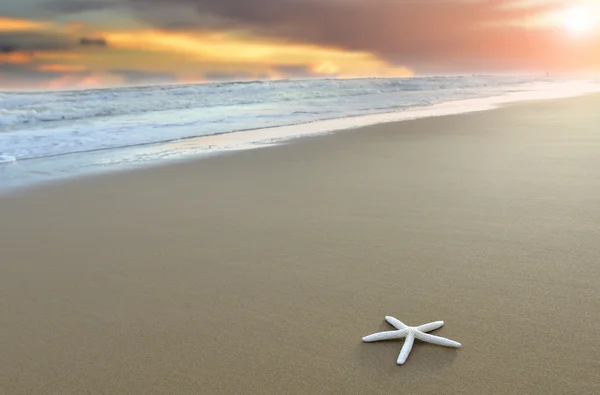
[1,76,599,192]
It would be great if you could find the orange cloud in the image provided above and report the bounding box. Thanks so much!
[66,22,86,32]
[35,52,81,61]
[312,61,340,75]
[0,52,33,64]
[0,13,415,88]
[0,16,49,32]
[103,29,413,78]
[37,64,87,72]
[44,73,122,90]
[46,74,84,89]
[0,51,83,66]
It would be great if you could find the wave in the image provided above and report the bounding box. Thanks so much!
[0,76,543,127]
[0,154,16,164]
[1,76,597,163]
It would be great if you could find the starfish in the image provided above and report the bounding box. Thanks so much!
[362,316,461,365]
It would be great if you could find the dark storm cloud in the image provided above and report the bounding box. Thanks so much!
[110,69,177,84]
[0,32,73,52]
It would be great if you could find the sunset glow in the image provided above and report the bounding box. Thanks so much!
[0,16,49,32]
[563,6,595,34]
[1,0,600,89]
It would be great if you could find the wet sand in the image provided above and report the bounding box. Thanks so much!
[1,95,600,394]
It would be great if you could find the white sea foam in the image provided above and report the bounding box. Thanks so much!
[0,76,564,160]
[0,154,16,164]
[0,76,599,191]
[173,79,600,151]
[0,76,537,127]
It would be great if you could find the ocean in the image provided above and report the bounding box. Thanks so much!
[1,75,599,192]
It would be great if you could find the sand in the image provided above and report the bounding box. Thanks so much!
[1,95,600,394]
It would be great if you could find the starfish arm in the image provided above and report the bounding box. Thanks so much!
[385,316,408,330]
[416,321,444,333]
[414,331,462,348]
[362,329,407,342]
[397,332,415,365]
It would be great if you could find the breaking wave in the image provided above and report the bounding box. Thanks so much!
[1,75,598,162]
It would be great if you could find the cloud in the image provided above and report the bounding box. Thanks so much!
[115,0,591,72]
[0,51,32,64]
[2,0,598,87]
[1,45,19,53]
[497,0,565,9]
[0,32,74,52]
[0,16,50,32]
[110,68,177,84]
[0,61,123,89]
[42,0,118,14]
[102,28,412,77]
[0,16,88,54]
[37,63,86,72]
[0,13,411,87]
[203,71,255,82]
[272,64,317,79]
[79,37,108,46]
[0,62,80,83]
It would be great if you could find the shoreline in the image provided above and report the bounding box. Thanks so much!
[2,81,600,196]
[1,94,600,394]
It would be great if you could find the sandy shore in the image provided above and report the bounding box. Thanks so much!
[1,95,600,394]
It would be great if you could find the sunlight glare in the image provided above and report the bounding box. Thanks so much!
[563,6,594,35]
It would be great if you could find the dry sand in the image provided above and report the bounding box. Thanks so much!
[1,95,600,394]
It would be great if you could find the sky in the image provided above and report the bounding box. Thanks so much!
[1,0,599,89]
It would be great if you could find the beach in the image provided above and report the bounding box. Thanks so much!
[1,94,600,394]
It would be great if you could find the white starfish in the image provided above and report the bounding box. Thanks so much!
[362,316,461,365]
